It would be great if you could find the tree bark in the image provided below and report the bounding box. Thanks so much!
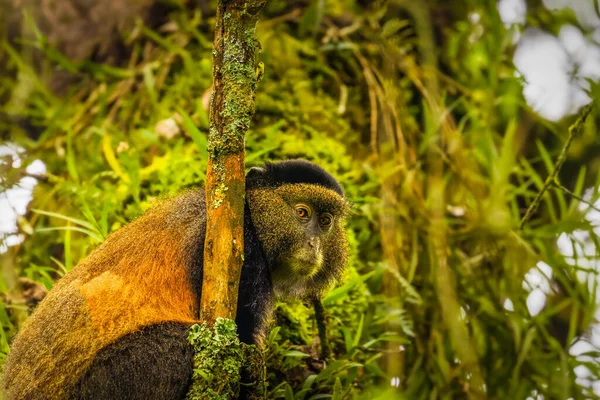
[201,0,266,324]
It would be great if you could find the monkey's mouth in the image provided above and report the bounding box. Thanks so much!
[270,253,323,299]
[289,259,319,277]
[289,249,323,277]
[272,252,321,280]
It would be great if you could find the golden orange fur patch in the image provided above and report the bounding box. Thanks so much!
[3,192,204,399]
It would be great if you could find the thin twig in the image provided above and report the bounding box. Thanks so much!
[519,104,594,230]
[551,181,600,213]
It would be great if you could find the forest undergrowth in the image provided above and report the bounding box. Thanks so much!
[1,0,600,398]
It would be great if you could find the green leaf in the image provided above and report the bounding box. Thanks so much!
[285,350,310,358]
[323,270,376,306]
[285,383,295,400]
[302,374,317,390]
[512,327,536,381]
[65,128,79,181]
[142,64,158,105]
[178,107,208,159]
[382,19,409,38]
[31,209,97,231]
[331,377,343,400]
[353,313,364,348]
[36,227,104,243]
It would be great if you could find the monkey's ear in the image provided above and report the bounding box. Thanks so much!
[246,166,266,178]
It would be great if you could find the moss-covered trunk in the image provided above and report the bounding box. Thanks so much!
[201,0,266,323]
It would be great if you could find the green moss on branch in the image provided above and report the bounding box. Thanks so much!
[186,318,265,399]
[208,0,266,158]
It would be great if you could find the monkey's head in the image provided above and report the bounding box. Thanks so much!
[246,160,349,299]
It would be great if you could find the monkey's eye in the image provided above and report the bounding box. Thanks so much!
[319,213,333,227]
[295,204,311,220]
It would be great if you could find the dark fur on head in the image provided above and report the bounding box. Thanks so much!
[246,159,344,196]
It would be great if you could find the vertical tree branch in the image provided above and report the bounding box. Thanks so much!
[201,0,266,324]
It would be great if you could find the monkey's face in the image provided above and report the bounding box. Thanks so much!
[247,183,349,299]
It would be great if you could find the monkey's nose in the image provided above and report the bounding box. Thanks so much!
[307,237,320,250]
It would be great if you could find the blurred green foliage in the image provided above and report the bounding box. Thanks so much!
[1,0,600,398]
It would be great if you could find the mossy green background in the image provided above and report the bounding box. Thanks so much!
[2,0,600,398]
